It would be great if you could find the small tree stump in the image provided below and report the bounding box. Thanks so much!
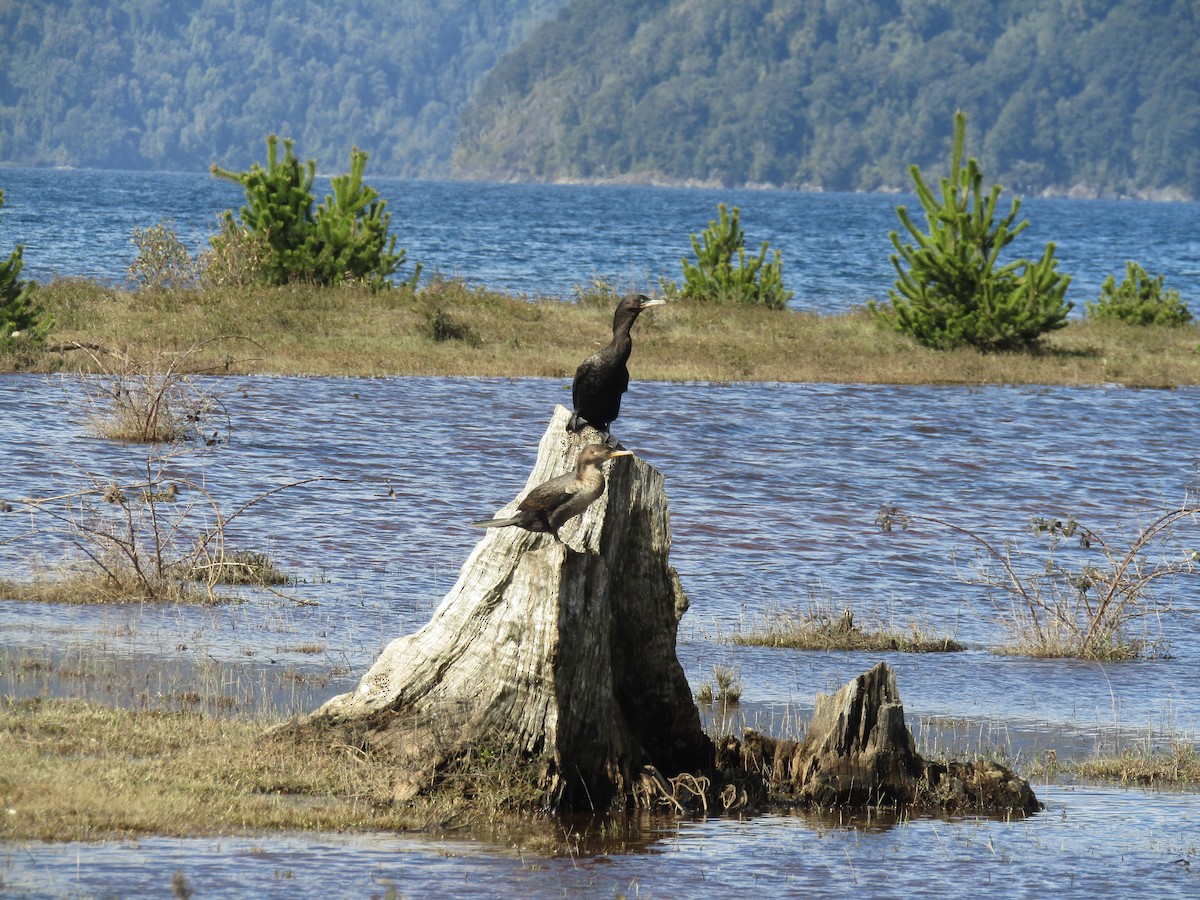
[733,662,1041,815]
[298,406,713,810]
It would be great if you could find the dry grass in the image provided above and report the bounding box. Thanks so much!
[181,549,289,586]
[0,571,218,606]
[1066,743,1200,787]
[0,696,553,843]
[877,506,1190,662]
[729,604,965,653]
[694,664,743,705]
[13,277,1200,386]
[1029,740,1200,788]
[990,612,1168,662]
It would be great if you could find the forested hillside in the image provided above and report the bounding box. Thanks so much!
[0,0,565,175]
[1,0,1196,198]
[453,0,1200,199]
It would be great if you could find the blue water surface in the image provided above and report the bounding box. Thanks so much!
[1,167,1197,312]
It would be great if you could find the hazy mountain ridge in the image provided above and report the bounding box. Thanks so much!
[453,0,1200,199]
[0,0,1196,199]
[0,0,567,176]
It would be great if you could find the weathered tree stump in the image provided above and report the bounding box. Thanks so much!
[298,406,713,810]
[295,407,1039,817]
[729,662,1041,815]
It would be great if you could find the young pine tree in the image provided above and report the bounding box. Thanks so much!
[211,136,419,290]
[870,112,1071,350]
[679,203,792,309]
[0,188,53,350]
[1086,261,1192,327]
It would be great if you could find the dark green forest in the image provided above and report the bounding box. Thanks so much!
[1,0,1197,198]
[455,0,1200,198]
[0,0,565,176]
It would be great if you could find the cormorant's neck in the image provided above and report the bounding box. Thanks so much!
[611,309,639,341]
[575,460,607,482]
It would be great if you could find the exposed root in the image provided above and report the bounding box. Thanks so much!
[671,772,711,812]
[633,766,747,814]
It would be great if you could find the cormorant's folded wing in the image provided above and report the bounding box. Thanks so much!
[519,471,578,513]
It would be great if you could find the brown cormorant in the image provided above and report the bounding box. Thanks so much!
[567,293,665,443]
[471,444,633,538]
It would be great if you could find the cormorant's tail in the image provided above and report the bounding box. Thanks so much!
[470,516,522,529]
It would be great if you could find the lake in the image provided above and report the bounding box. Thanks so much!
[1,170,1199,897]
[1,166,1198,311]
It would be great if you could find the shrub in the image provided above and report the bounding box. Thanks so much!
[1086,261,1192,327]
[74,342,237,444]
[198,216,270,288]
[423,305,481,345]
[870,112,1072,350]
[211,135,421,291]
[0,187,53,350]
[127,218,198,290]
[876,503,1190,660]
[677,203,792,309]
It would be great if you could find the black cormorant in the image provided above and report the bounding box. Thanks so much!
[471,444,633,538]
[567,293,665,443]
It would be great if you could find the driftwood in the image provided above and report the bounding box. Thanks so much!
[294,406,1039,816]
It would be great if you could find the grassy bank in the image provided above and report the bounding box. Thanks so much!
[3,695,1197,842]
[0,696,546,844]
[9,278,1200,386]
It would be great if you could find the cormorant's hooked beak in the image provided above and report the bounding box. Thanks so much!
[637,295,666,309]
[605,449,634,460]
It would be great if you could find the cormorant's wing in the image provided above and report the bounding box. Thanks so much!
[518,471,582,514]
[571,351,605,409]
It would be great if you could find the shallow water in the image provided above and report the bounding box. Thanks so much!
[3,787,1198,899]
[2,373,1199,896]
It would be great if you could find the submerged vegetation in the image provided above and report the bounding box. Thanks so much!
[694,665,743,706]
[729,604,965,654]
[0,344,336,606]
[876,504,1200,661]
[1064,742,1200,788]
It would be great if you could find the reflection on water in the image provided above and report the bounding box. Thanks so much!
[3,789,1198,899]
[2,373,1199,897]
